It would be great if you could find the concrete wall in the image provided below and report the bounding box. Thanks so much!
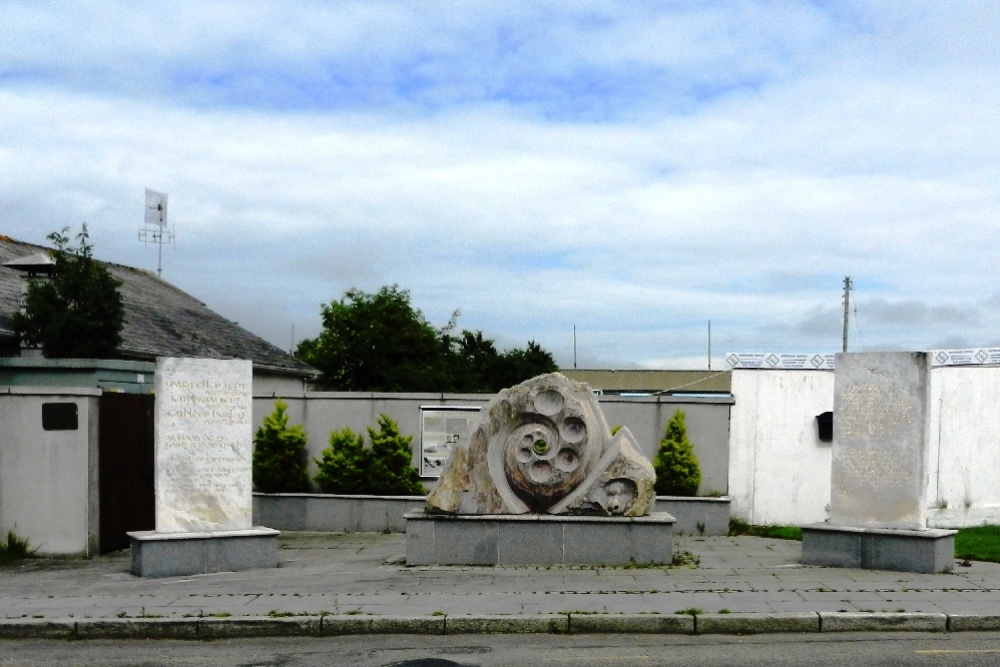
[252,392,733,496]
[0,387,100,556]
[728,369,835,526]
[729,364,1000,529]
[926,366,1000,528]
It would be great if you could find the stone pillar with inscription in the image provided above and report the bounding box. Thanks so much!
[801,352,956,573]
[127,358,279,578]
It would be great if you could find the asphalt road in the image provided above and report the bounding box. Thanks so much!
[5,632,1000,667]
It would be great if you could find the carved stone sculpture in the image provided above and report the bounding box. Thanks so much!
[426,373,655,516]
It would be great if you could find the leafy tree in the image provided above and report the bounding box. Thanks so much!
[12,224,125,358]
[367,414,425,495]
[314,427,373,494]
[252,400,311,493]
[313,415,424,495]
[296,285,558,392]
[653,409,701,496]
[296,285,450,391]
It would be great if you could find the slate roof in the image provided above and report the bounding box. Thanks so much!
[0,235,315,377]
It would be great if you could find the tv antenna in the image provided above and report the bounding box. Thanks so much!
[139,188,174,277]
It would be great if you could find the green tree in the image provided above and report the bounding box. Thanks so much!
[312,415,424,495]
[252,400,312,493]
[367,414,425,495]
[296,285,450,391]
[653,409,701,496]
[313,427,373,494]
[296,285,558,392]
[12,224,125,358]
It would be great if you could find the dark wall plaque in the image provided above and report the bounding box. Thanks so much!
[42,402,78,431]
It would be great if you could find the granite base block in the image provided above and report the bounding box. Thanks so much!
[128,527,280,578]
[800,524,956,573]
[405,510,674,566]
[653,496,730,536]
[253,493,425,532]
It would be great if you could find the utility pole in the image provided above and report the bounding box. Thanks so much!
[573,325,577,370]
[707,319,712,370]
[842,276,852,353]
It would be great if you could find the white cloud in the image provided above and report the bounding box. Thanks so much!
[2,2,1000,368]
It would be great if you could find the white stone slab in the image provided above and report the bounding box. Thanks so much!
[829,352,929,530]
[154,357,253,533]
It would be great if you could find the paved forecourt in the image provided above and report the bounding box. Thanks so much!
[3,532,1000,638]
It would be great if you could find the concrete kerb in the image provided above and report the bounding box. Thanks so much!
[695,612,819,635]
[818,612,947,633]
[2,613,1000,639]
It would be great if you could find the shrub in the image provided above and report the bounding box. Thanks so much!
[367,414,425,495]
[313,414,424,495]
[252,400,312,493]
[314,427,372,494]
[653,409,701,496]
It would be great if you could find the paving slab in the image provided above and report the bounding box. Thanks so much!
[2,533,1000,638]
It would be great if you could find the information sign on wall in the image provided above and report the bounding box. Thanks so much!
[419,406,481,478]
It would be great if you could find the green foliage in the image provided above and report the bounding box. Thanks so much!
[367,414,425,495]
[313,427,372,494]
[296,285,557,392]
[955,525,1000,563]
[252,400,312,493]
[313,415,424,495]
[12,225,125,358]
[728,518,803,540]
[0,531,36,566]
[653,409,701,496]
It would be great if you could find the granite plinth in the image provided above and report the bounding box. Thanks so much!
[405,510,674,565]
[800,523,956,573]
[128,527,280,578]
[654,496,730,536]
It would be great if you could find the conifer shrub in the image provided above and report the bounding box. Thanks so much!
[367,414,425,495]
[313,414,425,495]
[653,409,701,496]
[252,400,312,493]
[314,427,373,494]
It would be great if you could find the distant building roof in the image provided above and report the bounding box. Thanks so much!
[0,235,315,377]
[559,369,731,395]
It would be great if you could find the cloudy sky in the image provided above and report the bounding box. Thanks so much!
[2,1,999,369]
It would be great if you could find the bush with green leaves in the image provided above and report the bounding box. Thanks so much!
[367,414,424,495]
[653,409,701,496]
[252,400,312,493]
[314,426,373,494]
[314,414,425,495]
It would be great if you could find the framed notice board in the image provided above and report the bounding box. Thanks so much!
[419,406,481,478]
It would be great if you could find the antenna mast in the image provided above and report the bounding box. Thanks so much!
[139,188,173,277]
[842,276,852,353]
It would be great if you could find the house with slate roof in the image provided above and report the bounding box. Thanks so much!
[0,235,316,394]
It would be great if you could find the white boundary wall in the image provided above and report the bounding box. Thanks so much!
[926,366,1000,527]
[0,387,100,556]
[730,364,1000,528]
[728,369,834,526]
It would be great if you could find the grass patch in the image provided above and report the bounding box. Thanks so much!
[728,519,802,541]
[0,531,36,566]
[955,525,1000,563]
[675,607,703,617]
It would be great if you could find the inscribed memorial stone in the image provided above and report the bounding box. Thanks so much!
[155,357,253,533]
[829,352,929,531]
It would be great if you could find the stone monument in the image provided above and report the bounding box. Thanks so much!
[800,352,956,573]
[406,373,674,565]
[128,358,279,577]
